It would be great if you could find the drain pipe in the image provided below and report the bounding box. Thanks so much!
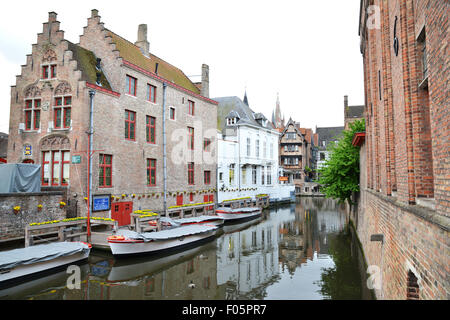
[162,82,167,216]
[87,89,95,242]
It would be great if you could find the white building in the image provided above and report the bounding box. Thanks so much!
[214,96,294,203]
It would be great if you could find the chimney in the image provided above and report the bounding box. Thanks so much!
[201,64,209,98]
[91,9,99,18]
[344,95,349,118]
[135,24,150,57]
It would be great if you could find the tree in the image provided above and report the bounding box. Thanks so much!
[317,120,365,204]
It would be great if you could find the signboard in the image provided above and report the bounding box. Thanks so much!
[92,194,111,212]
[279,176,289,182]
[72,155,82,164]
[23,144,32,157]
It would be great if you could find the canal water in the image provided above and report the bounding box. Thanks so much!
[0,197,374,300]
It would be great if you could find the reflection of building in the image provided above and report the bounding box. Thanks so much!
[216,218,280,299]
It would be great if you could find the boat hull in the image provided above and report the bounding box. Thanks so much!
[216,208,262,223]
[109,229,218,257]
[0,249,90,289]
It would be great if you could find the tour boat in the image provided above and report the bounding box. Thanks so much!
[0,241,91,289]
[108,224,218,257]
[215,207,262,223]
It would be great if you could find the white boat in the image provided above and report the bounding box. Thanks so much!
[215,207,262,223]
[108,224,218,257]
[159,215,224,228]
[0,241,91,289]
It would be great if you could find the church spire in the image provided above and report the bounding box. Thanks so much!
[243,88,249,106]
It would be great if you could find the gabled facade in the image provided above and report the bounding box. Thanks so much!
[7,10,217,221]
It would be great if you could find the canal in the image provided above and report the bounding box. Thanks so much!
[0,197,374,300]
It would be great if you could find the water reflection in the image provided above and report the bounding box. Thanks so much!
[0,197,373,300]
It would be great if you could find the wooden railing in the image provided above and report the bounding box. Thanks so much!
[166,202,215,219]
[24,218,118,247]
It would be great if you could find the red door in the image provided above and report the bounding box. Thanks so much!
[209,194,214,210]
[204,194,214,210]
[111,201,133,226]
[176,194,183,206]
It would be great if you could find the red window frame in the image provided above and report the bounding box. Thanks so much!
[54,97,71,129]
[51,65,57,78]
[188,100,195,116]
[126,75,137,96]
[147,158,156,186]
[146,116,156,144]
[188,127,194,150]
[147,84,156,103]
[188,162,195,185]
[25,99,41,130]
[99,154,112,188]
[189,192,194,202]
[169,107,175,120]
[204,170,211,184]
[51,151,60,186]
[61,151,70,186]
[41,151,50,186]
[125,110,136,141]
[42,66,49,79]
[203,138,211,152]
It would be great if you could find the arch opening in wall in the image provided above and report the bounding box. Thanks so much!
[406,270,420,300]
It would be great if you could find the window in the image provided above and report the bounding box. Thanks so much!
[42,150,70,186]
[147,84,156,103]
[99,154,112,187]
[242,166,247,185]
[263,141,267,158]
[51,65,57,78]
[54,96,71,129]
[126,75,137,96]
[229,164,235,185]
[125,110,136,141]
[261,166,265,185]
[146,116,156,144]
[320,152,325,161]
[255,139,260,157]
[189,193,194,203]
[267,166,272,185]
[270,143,273,158]
[204,170,211,184]
[188,162,195,185]
[406,270,419,300]
[203,138,211,152]
[188,100,195,116]
[42,64,56,79]
[219,172,223,182]
[188,127,194,150]
[252,165,257,184]
[25,99,41,130]
[147,158,156,186]
[42,66,49,79]
[247,138,251,156]
[169,107,176,120]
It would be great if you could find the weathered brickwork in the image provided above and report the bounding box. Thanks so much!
[0,191,67,241]
[358,0,449,299]
[6,10,218,229]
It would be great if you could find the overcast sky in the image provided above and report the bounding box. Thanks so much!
[0,0,364,134]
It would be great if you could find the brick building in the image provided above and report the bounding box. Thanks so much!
[357,0,449,299]
[6,10,217,225]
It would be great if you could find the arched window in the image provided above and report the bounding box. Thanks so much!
[406,270,419,300]
[40,135,71,186]
[41,49,57,80]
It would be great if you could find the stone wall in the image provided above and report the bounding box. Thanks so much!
[0,191,67,242]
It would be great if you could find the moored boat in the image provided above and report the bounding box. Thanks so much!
[0,241,91,289]
[215,207,262,223]
[108,224,218,257]
[158,215,224,228]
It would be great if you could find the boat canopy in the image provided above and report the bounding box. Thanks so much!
[0,242,90,271]
[117,224,217,242]
[217,207,260,213]
[174,215,224,225]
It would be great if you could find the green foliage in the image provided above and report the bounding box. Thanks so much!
[317,120,365,204]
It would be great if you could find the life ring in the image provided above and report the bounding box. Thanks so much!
[148,220,157,226]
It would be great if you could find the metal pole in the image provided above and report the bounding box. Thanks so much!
[87,89,95,242]
[162,83,167,216]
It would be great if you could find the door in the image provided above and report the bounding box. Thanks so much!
[176,194,183,206]
[111,201,133,226]
[208,194,214,210]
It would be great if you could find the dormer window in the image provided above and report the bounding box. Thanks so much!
[227,117,237,125]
